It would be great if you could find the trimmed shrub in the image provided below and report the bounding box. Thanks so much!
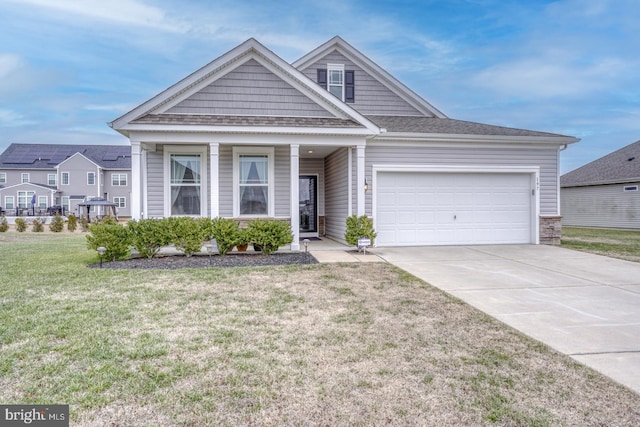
[128,218,172,259]
[166,216,208,257]
[86,222,132,261]
[247,219,293,255]
[79,216,89,232]
[49,214,64,232]
[15,218,26,232]
[205,217,240,256]
[32,217,45,232]
[67,214,77,232]
[344,214,377,247]
[0,216,8,232]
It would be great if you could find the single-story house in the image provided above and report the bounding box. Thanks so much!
[0,144,132,217]
[561,139,640,229]
[109,36,578,249]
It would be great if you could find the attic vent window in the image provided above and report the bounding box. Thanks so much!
[317,65,355,103]
[623,185,638,192]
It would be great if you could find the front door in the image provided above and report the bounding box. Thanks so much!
[299,175,317,235]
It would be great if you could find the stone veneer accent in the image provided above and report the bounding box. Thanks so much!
[539,215,562,245]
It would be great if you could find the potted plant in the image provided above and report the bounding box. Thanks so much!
[235,228,250,252]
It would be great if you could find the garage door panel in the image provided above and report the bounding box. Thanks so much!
[376,172,533,246]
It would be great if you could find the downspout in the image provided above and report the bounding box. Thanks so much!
[557,144,568,215]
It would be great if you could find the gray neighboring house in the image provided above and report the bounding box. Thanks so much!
[0,144,132,218]
[110,36,578,249]
[561,140,640,229]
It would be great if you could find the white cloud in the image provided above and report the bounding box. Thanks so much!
[0,54,22,79]
[7,0,188,32]
[0,109,36,126]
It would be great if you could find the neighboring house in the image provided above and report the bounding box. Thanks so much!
[110,36,578,249]
[0,144,132,217]
[561,140,640,229]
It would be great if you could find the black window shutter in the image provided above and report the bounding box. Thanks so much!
[345,70,355,103]
[317,69,327,89]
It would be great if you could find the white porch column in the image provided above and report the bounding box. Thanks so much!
[130,141,142,220]
[209,142,219,218]
[356,145,365,216]
[141,147,148,218]
[290,144,300,251]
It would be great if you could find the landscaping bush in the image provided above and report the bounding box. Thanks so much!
[15,218,26,232]
[86,222,132,261]
[67,214,77,232]
[32,217,45,232]
[49,214,64,232]
[127,218,172,259]
[344,214,377,247]
[79,216,89,232]
[0,216,8,232]
[166,216,208,257]
[247,219,293,255]
[205,217,240,256]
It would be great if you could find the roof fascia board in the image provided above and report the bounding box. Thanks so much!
[121,123,376,136]
[562,178,640,188]
[293,36,447,119]
[371,132,580,145]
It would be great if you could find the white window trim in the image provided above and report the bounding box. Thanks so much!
[61,172,70,185]
[0,172,6,184]
[233,146,275,217]
[38,196,47,209]
[4,195,14,209]
[113,197,126,208]
[48,174,57,186]
[163,145,208,217]
[87,172,96,186]
[328,63,345,101]
[111,173,127,186]
[21,173,29,183]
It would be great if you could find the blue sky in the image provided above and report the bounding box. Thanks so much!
[0,0,638,173]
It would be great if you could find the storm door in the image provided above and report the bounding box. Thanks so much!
[299,175,317,234]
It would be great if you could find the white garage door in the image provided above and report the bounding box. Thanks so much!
[376,172,533,246]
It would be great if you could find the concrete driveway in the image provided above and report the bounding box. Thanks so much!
[373,245,640,394]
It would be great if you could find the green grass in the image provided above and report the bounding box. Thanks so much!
[1,231,640,426]
[561,227,640,262]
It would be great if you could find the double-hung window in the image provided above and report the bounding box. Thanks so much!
[328,64,344,100]
[111,174,127,186]
[61,172,69,185]
[0,173,6,184]
[233,147,274,217]
[21,173,29,183]
[164,146,207,216]
[48,174,56,186]
[5,196,14,209]
[38,196,47,210]
[317,64,355,103]
[87,172,95,185]
[113,197,126,208]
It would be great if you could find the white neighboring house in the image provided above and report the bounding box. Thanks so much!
[109,36,579,248]
[0,144,131,218]
[561,139,640,229]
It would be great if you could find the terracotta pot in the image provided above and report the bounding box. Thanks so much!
[236,244,248,252]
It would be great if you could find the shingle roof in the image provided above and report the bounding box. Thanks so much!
[131,114,363,128]
[366,115,569,138]
[0,144,131,169]
[561,140,640,187]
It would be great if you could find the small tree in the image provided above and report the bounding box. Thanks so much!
[49,214,64,232]
[0,216,8,232]
[32,217,45,232]
[67,214,77,232]
[247,219,293,255]
[15,218,26,232]
[344,214,377,247]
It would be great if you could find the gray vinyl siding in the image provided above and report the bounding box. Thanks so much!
[274,146,290,217]
[146,148,164,217]
[561,183,640,229]
[300,158,325,216]
[299,51,424,117]
[219,145,233,217]
[0,169,51,187]
[57,155,101,200]
[324,147,350,241]
[167,59,332,117]
[104,169,131,217]
[365,144,560,215]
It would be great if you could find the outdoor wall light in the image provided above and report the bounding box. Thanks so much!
[364,178,369,192]
[97,246,106,268]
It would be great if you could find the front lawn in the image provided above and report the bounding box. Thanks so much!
[562,226,640,262]
[1,231,639,426]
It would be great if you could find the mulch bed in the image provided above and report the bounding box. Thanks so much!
[89,252,318,269]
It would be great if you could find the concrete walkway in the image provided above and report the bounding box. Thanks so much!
[371,245,640,394]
